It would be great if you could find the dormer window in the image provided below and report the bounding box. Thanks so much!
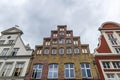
[60,28,64,31]
[0,40,5,45]
[8,40,14,44]
[53,34,57,37]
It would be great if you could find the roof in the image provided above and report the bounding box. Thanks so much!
[1,27,23,35]
[99,21,120,31]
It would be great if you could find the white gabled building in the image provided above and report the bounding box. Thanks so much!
[0,27,33,80]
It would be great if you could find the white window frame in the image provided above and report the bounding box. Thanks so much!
[108,34,114,39]
[59,48,64,54]
[8,40,14,44]
[48,64,58,79]
[52,48,57,54]
[1,48,9,56]
[44,49,49,54]
[64,64,75,79]
[67,48,72,54]
[102,62,111,69]
[74,41,78,45]
[80,63,92,78]
[1,63,13,77]
[115,47,120,53]
[82,49,88,53]
[37,49,42,54]
[74,48,79,54]
[59,39,65,44]
[32,64,43,79]
[0,40,5,45]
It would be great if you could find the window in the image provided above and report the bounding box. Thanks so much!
[1,63,13,76]
[117,73,120,79]
[13,63,24,76]
[11,48,19,56]
[67,48,72,54]
[37,49,42,54]
[1,48,9,56]
[111,40,118,45]
[60,28,64,31]
[106,73,115,80]
[48,64,58,79]
[108,34,114,39]
[102,62,111,69]
[59,32,64,36]
[115,48,120,53]
[45,41,50,46]
[80,63,92,78]
[74,40,78,45]
[32,64,43,79]
[44,49,49,54]
[82,49,88,53]
[52,48,57,54]
[53,34,57,37]
[66,33,71,37]
[112,62,120,69]
[8,40,14,44]
[66,39,71,44]
[52,40,57,45]
[0,40,5,45]
[59,48,64,54]
[59,39,65,44]
[64,64,75,78]
[74,48,79,54]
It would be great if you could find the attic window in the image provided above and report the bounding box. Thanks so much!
[7,36,11,39]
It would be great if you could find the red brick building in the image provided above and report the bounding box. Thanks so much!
[94,22,120,80]
[25,25,99,80]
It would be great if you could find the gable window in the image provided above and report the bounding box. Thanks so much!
[66,33,71,37]
[0,40,5,45]
[108,34,114,39]
[13,63,24,76]
[8,40,14,44]
[44,48,49,54]
[111,40,118,45]
[59,48,64,54]
[74,48,79,54]
[52,48,57,54]
[59,39,65,44]
[11,48,19,56]
[82,49,88,53]
[80,63,92,78]
[45,41,50,46]
[37,49,42,54]
[53,34,57,37]
[67,48,72,54]
[59,32,64,36]
[106,73,115,80]
[64,64,75,78]
[48,64,58,79]
[1,48,9,56]
[60,28,64,31]
[32,64,43,79]
[102,62,111,69]
[112,61,120,69]
[1,63,13,76]
[52,40,57,45]
[66,39,71,44]
[115,48,120,53]
[74,40,78,45]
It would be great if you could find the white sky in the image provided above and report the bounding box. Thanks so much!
[0,0,120,53]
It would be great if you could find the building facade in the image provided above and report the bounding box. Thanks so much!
[0,27,33,80]
[25,25,99,80]
[94,22,120,80]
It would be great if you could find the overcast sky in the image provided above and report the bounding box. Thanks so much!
[0,0,120,53]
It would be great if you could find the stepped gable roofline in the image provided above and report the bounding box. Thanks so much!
[99,21,120,31]
[57,25,67,28]
[1,27,23,35]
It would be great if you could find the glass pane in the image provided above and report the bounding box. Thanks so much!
[70,69,74,77]
[81,64,84,68]
[87,69,92,77]
[48,72,52,78]
[65,64,68,68]
[36,72,41,78]
[70,64,73,68]
[54,64,58,69]
[49,65,53,68]
[86,64,89,68]
[53,72,58,78]
[82,69,86,77]
[65,69,69,77]
[39,64,42,69]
